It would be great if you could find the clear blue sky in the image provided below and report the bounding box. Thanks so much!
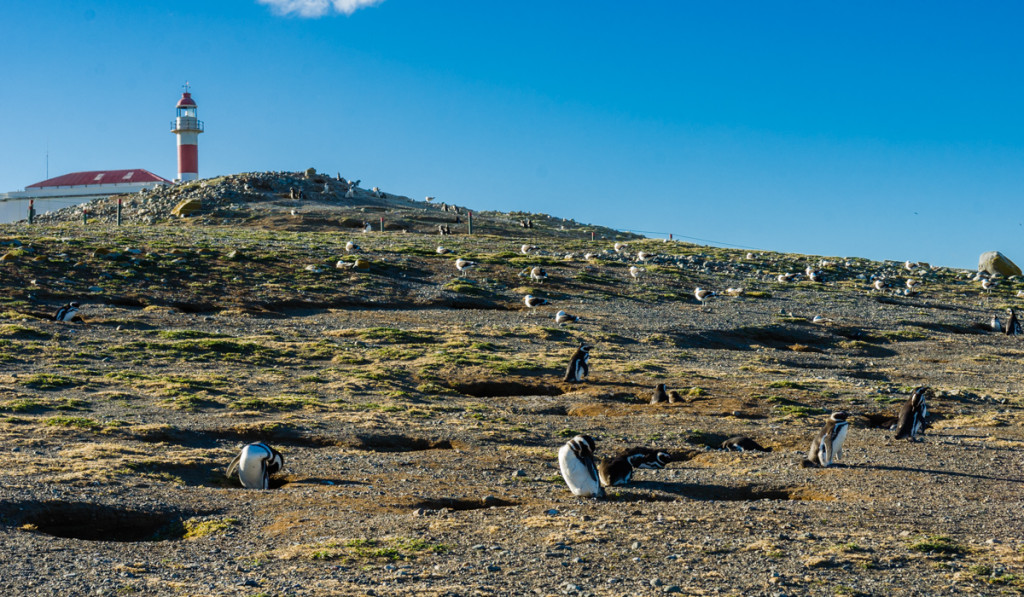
[3,0,1022,269]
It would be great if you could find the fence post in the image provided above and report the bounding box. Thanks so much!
[28,199,34,225]
[468,211,473,235]
[83,208,88,225]
[380,216,384,232]
[117,198,123,227]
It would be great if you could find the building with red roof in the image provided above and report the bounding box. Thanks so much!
[2,169,171,202]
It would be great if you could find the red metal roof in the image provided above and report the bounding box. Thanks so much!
[27,169,172,189]
[176,92,197,108]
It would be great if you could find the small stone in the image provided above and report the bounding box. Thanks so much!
[651,578,663,587]
[663,586,682,594]
[545,509,559,516]
[511,469,527,478]
[487,565,501,572]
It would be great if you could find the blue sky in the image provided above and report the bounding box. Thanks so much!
[2,1,1022,269]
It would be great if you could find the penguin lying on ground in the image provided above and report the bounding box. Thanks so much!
[558,435,604,498]
[598,447,672,487]
[801,412,849,468]
[226,442,284,489]
[563,341,591,383]
[720,436,771,452]
[894,387,932,441]
[54,302,81,322]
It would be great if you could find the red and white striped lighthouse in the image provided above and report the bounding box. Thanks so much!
[170,84,204,182]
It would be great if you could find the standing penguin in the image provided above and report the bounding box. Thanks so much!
[598,447,672,487]
[651,383,669,404]
[558,435,604,498]
[54,302,81,322]
[801,412,849,468]
[1005,308,1022,336]
[563,341,591,383]
[894,387,931,441]
[226,442,284,489]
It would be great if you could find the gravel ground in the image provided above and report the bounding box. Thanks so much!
[2,190,1024,596]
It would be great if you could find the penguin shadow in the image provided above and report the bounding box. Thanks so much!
[278,477,367,488]
[855,464,1021,484]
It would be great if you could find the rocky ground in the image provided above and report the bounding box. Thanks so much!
[1,174,1023,596]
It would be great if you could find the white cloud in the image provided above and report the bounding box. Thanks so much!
[257,0,384,17]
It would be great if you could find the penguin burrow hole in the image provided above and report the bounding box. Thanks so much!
[350,434,463,452]
[453,381,564,398]
[411,497,517,511]
[17,501,194,542]
[685,484,831,502]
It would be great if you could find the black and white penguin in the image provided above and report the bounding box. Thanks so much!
[721,436,771,452]
[597,447,672,487]
[226,442,284,490]
[558,435,604,498]
[991,314,1003,332]
[894,387,931,441]
[651,383,669,404]
[54,302,81,322]
[563,341,591,383]
[801,411,849,468]
[1005,308,1022,336]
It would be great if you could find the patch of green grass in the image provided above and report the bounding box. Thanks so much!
[229,395,320,412]
[356,327,438,344]
[0,324,52,340]
[157,330,232,340]
[183,518,240,539]
[558,428,580,438]
[44,416,101,430]
[908,535,968,556]
[442,279,488,296]
[774,404,825,418]
[20,373,76,390]
[767,380,803,389]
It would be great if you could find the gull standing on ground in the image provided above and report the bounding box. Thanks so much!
[524,294,549,315]
[530,266,548,284]
[629,266,645,282]
[455,258,477,274]
[694,287,714,308]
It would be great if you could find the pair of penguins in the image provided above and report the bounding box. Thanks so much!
[800,386,931,468]
[558,435,672,498]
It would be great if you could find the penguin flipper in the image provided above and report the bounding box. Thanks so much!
[226,453,242,479]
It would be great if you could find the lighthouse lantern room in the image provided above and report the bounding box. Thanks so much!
[170,83,204,182]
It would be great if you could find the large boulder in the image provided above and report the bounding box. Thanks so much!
[171,198,202,217]
[978,251,1022,277]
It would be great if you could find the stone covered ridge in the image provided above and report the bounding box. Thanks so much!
[29,169,633,240]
